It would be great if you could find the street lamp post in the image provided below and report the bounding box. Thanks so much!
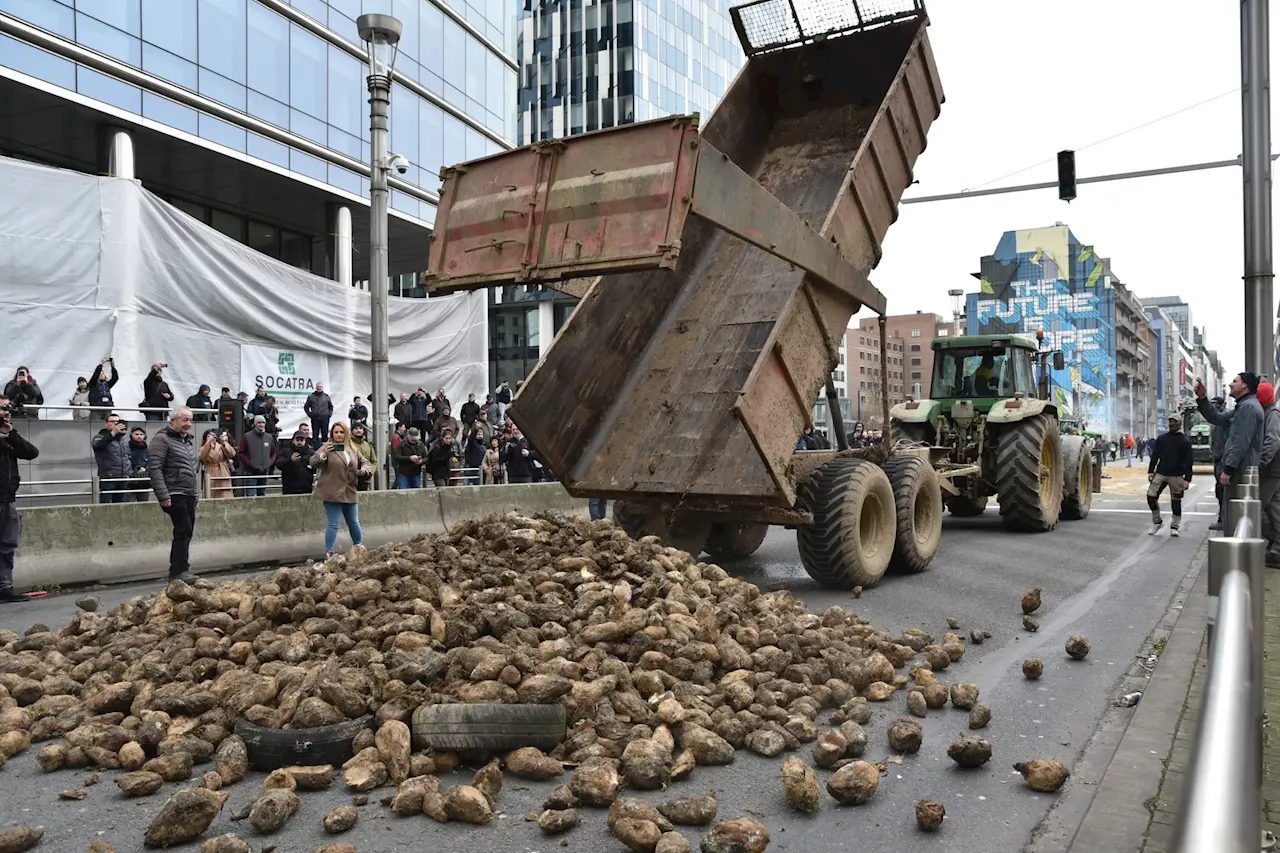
[948,288,964,337]
[358,13,402,489]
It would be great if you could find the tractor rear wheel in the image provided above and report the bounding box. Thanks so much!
[995,415,1063,531]
[1061,436,1093,520]
[891,421,935,446]
[796,457,897,589]
[946,495,988,517]
[883,456,943,573]
[705,522,769,560]
[613,501,711,557]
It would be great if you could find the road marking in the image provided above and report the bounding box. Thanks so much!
[1086,509,1217,516]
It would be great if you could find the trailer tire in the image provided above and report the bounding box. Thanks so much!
[612,501,710,557]
[796,457,897,589]
[1061,435,1093,520]
[995,415,1063,532]
[705,523,769,560]
[891,421,935,446]
[411,703,566,752]
[946,495,988,517]
[883,456,942,573]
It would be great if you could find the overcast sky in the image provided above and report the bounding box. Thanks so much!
[860,0,1276,375]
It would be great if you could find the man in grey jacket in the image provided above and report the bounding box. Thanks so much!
[1197,372,1264,528]
[148,407,200,583]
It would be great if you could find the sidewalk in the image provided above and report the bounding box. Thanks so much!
[1063,546,1279,852]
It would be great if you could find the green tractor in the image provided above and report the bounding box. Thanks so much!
[888,334,1099,531]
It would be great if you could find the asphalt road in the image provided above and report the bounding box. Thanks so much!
[0,477,1213,853]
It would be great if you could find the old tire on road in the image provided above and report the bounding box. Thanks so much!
[995,414,1063,532]
[796,457,897,589]
[705,522,770,560]
[411,704,566,753]
[234,714,373,772]
[883,456,943,573]
[1060,435,1093,520]
[946,495,989,517]
[613,501,710,557]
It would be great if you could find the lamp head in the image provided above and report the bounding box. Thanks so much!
[357,13,403,79]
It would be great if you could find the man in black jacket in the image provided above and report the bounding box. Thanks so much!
[426,428,456,487]
[304,384,334,450]
[0,396,38,602]
[1147,413,1194,537]
[393,392,412,428]
[502,427,535,484]
[185,385,216,422]
[87,358,118,409]
[142,363,173,421]
[277,431,315,495]
[92,412,133,503]
[459,393,480,428]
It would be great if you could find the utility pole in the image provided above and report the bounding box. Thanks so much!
[358,13,402,489]
[1242,0,1274,375]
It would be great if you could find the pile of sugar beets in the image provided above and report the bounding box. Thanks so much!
[0,512,1074,853]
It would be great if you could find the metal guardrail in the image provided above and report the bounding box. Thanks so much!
[1170,466,1267,853]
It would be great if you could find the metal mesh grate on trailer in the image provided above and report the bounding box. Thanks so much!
[730,0,924,56]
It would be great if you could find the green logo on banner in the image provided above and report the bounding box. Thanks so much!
[278,352,296,375]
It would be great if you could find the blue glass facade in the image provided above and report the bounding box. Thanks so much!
[0,0,517,230]
[516,0,743,144]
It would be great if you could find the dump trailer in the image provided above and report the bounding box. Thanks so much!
[424,0,945,589]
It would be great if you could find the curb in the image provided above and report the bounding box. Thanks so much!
[1046,540,1209,852]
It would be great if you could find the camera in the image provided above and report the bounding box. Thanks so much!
[388,153,409,175]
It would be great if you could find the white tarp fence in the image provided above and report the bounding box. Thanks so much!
[0,154,487,430]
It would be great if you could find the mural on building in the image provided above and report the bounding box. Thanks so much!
[968,226,1116,433]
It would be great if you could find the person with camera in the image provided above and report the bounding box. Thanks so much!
[149,407,200,583]
[88,357,118,410]
[142,363,173,422]
[348,422,378,491]
[393,427,426,489]
[237,415,277,497]
[92,412,133,503]
[426,427,457,488]
[311,422,371,557]
[4,366,44,419]
[0,396,38,601]
[349,396,369,428]
[127,426,150,501]
[277,431,316,495]
[501,425,536,484]
[463,423,486,485]
[199,428,236,499]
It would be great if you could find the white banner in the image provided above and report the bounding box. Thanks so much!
[240,344,330,431]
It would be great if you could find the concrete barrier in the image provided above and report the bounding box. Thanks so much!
[14,484,589,590]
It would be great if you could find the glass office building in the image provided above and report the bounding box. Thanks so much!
[0,0,516,286]
[488,0,743,389]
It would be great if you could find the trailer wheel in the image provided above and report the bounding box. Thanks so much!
[612,501,710,557]
[891,421,935,446]
[796,457,897,588]
[883,456,942,573]
[705,522,769,560]
[1060,435,1093,520]
[995,415,1063,531]
[946,495,988,517]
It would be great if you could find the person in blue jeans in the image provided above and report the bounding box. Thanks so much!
[310,422,372,557]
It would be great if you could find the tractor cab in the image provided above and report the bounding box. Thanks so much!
[928,336,1041,411]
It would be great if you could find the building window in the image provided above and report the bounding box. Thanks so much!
[911,371,922,380]
[910,344,921,352]
[911,357,921,366]
[910,329,921,337]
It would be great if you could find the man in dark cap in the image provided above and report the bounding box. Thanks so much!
[1204,395,1230,529]
[1197,372,1264,530]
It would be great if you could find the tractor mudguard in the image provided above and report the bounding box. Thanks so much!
[986,398,1056,424]
[888,399,942,425]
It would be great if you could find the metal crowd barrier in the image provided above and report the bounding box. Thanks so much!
[1170,466,1267,853]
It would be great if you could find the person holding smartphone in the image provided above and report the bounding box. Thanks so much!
[311,422,371,557]
[4,367,43,419]
[199,428,236,499]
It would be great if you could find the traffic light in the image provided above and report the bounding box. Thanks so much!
[1057,150,1076,201]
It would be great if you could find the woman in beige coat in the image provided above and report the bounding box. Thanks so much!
[311,422,373,556]
[198,428,236,499]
